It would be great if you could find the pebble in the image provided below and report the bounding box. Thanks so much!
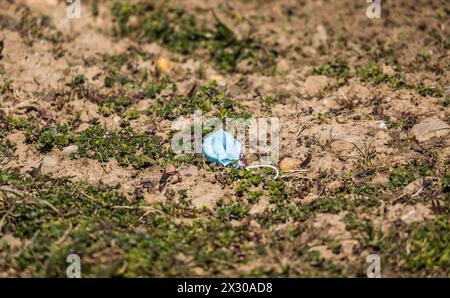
[62,145,79,155]
[40,156,58,175]
[278,158,301,171]
[377,121,388,130]
[411,116,450,142]
[156,57,173,74]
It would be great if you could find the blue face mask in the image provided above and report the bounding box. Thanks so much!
[202,129,242,166]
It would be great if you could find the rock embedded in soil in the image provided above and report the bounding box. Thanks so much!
[398,204,431,225]
[387,204,431,224]
[402,178,426,196]
[304,75,328,97]
[40,155,59,175]
[61,145,79,155]
[302,46,317,57]
[278,158,302,171]
[156,57,173,74]
[411,116,450,142]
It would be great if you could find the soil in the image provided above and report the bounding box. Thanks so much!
[0,0,449,277]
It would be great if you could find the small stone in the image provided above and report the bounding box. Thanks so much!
[174,253,193,263]
[400,205,430,225]
[322,96,339,110]
[377,121,388,130]
[403,178,424,196]
[304,75,328,97]
[411,116,450,142]
[302,46,317,57]
[387,203,431,224]
[400,208,422,224]
[191,267,205,276]
[374,130,392,144]
[278,158,302,171]
[128,16,139,27]
[113,115,121,124]
[156,57,173,74]
[230,220,241,227]
[62,145,79,155]
[40,155,58,175]
[42,155,58,167]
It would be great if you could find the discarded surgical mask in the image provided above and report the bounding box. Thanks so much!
[202,129,279,179]
[202,129,242,167]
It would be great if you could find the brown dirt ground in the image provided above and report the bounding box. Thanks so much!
[0,0,449,277]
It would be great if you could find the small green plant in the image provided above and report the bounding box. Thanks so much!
[313,60,351,85]
[68,74,87,88]
[25,123,76,153]
[443,96,450,107]
[442,172,450,193]
[91,2,99,18]
[75,124,168,168]
[353,139,377,170]
[388,159,435,189]
[216,199,250,220]
[104,73,133,88]
[143,78,168,99]
[17,12,53,45]
[111,2,276,74]
[0,78,13,94]
[357,64,405,89]
[382,216,450,276]
[415,85,444,97]
[98,95,131,116]
[24,121,170,168]
[149,81,248,120]
[0,132,16,162]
